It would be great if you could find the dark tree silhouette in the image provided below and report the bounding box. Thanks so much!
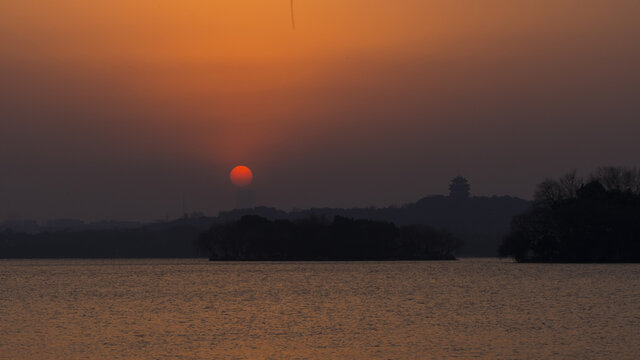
[199,215,460,261]
[0,226,206,258]
[499,167,640,262]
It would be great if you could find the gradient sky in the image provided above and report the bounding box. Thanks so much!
[1,0,639,221]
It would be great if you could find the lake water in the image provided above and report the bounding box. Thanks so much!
[1,258,639,359]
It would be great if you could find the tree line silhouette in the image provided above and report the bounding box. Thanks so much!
[0,227,204,258]
[199,215,460,261]
[499,167,640,262]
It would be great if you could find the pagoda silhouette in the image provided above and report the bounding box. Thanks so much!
[449,176,470,199]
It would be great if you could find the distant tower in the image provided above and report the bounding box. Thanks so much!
[449,176,470,199]
[235,189,256,209]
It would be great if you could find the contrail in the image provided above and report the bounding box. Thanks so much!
[290,0,295,30]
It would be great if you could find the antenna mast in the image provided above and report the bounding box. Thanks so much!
[290,0,296,30]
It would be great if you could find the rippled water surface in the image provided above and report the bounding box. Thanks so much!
[1,259,639,359]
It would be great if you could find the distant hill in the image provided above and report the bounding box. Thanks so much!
[0,191,529,258]
[216,195,530,256]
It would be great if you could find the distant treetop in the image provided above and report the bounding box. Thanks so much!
[449,176,470,199]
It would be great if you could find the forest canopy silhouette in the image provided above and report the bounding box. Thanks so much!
[499,167,640,262]
[199,215,460,261]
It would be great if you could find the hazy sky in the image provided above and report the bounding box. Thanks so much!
[1,0,639,221]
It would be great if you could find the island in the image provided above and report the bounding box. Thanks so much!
[499,167,640,262]
[199,215,460,261]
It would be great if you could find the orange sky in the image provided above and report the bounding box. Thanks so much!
[1,1,639,219]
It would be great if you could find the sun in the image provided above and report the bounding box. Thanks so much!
[230,165,253,187]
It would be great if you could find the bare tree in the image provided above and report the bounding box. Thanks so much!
[591,166,640,194]
[533,170,582,207]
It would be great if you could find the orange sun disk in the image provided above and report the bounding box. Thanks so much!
[230,165,253,187]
